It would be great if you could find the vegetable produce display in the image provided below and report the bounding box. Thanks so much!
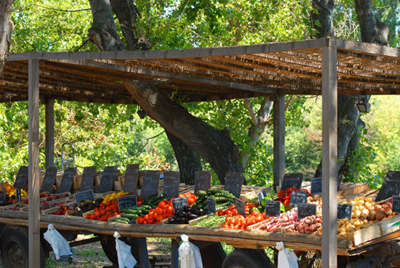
[166,205,204,224]
[191,215,227,227]
[252,208,298,232]
[277,187,309,206]
[223,210,269,230]
[191,189,233,212]
[291,215,322,234]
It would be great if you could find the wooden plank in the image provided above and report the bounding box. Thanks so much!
[380,214,400,236]
[331,38,400,59]
[321,46,338,267]
[273,94,285,192]
[352,222,382,246]
[28,59,40,268]
[45,99,54,168]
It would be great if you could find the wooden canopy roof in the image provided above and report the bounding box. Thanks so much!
[3,37,400,104]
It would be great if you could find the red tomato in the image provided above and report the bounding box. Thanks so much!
[106,201,111,206]
[94,210,101,217]
[167,206,173,213]
[136,216,144,224]
[100,209,107,216]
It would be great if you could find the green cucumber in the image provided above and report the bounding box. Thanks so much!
[197,190,207,197]
[123,213,139,219]
[112,218,129,224]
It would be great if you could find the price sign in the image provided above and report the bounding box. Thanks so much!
[234,198,245,216]
[224,172,244,198]
[257,189,267,205]
[163,171,180,199]
[75,190,95,205]
[126,164,139,171]
[194,171,212,195]
[310,178,322,194]
[289,190,308,207]
[207,197,216,215]
[264,201,281,217]
[140,171,160,199]
[281,173,303,191]
[392,196,400,214]
[16,188,21,202]
[40,166,58,193]
[14,166,28,189]
[123,168,139,194]
[172,197,189,213]
[297,204,317,220]
[376,171,400,201]
[0,190,6,203]
[118,195,137,209]
[337,204,353,220]
[79,166,97,192]
[97,166,118,193]
[57,167,77,193]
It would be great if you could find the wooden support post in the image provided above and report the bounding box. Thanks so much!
[171,238,179,268]
[45,99,55,168]
[322,46,338,267]
[273,94,285,192]
[28,59,40,268]
[138,237,152,268]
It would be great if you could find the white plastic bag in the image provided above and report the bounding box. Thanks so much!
[114,232,137,268]
[178,234,203,268]
[276,241,298,268]
[43,224,72,260]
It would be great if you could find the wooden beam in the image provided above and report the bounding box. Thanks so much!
[273,94,285,192]
[321,46,338,268]
[28,59,40,268]
[45,99,55,168]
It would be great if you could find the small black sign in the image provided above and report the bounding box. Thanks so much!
[123,168,139,194]
[311,178,322,194]
[289,190,308,207]
[141,171,160,199]
[16,188,21,202]
[257,189,267,205]
[392,196,400,214]
[264,201,281,217]
[207,197,216,214]
[163,171,180,199]
[281,173,303,191]
[75,190,95,204]
[224,173,244,198]
[40,166,58,193]
[376,171,400,201]
[118,195,137,209]
[337,204,353,220]
[57,167,77,193]
[172,197,189,212]
[337,174,343,191]
[79,166,97,192]
[126,164,139,171]
[194,171,212,195]
[14,166,28,189]
[97,166,118,193]
[0,190,6,203]
[297,204,317,220]
[234,198,246,216]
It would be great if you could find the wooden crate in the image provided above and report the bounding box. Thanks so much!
[351,221,382,246]
[379,214,400,236]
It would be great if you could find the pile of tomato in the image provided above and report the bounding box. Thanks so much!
[277,187,309,206]
[223,210,268,230]
[217,204,259,216]
[85,199,121,221]
[177,192,197,206]
[50,205,72,216]
[137,199,174,224]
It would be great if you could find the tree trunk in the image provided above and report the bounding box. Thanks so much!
[0,0,14,78]
[311,0,334,38]
[123,81,244,184]
[166,131,202,185]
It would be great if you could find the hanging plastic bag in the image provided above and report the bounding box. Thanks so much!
[178,234,203,268]
[114,232,137,268]
[43,224,72,260]
[276,241,299,268]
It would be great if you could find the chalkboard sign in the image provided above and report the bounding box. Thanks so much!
[126,164,139,171]
[118,194,137,209]
[264,201,281,217]
[57,167,77,193]
[97,166,118,193]
[281,173,303,191]
[194,171,212,195]
[376,171,400,201]
[224,172,244,198]
[75,190,95,204]
[337,204,353,220]
[207,197,216,214]
[0,190,6,203]
[79,166,97,192]
[140,171,160,199]
[257,189,267,205]
[297,203,317,220]
[234,198,245,216]
[40,166,58,193]
[392,196,400,214]
[337,174,343,191]
[16,189,21,202]
[123,168,139,194]
[14,166,28,189]
[163,171,180,199]
[311,178,322,194]
[172,197,189,212]
[289,190,308,207]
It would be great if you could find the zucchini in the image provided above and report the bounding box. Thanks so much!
[123,213,139,219]
[197,190,207,197]
[112,218,129,224]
